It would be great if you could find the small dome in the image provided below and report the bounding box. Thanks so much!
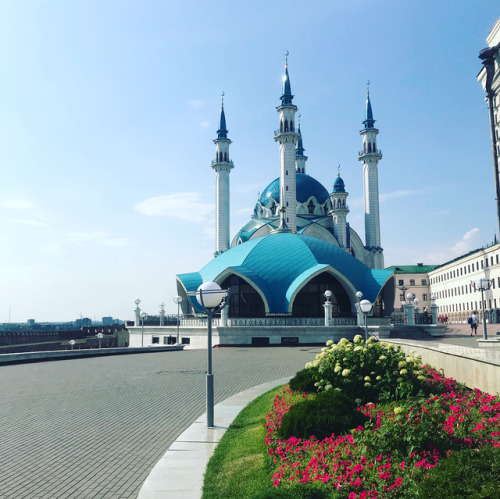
[333,175,345,193]
[259,173,330,205]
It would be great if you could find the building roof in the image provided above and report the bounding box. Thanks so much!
[177,232,393,314]
[259,173,330,205]
[385,265,439,274]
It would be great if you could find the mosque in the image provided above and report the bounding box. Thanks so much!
[176,60,395,322]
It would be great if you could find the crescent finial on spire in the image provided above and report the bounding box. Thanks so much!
[285,50,289,66]
[338,164,341,177]
[221,91,225,108]
[366,80,370,97]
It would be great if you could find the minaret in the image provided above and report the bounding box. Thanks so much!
[274,54,300,231]
[212,93,234,256]
[295,116,307,174]
[358,83,384,268]
[330,166,350,249]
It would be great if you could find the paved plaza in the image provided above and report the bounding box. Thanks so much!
[0,346,320,498]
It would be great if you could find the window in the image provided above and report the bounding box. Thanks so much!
[497,255,499,264]
[423,294,428,301]
[399,294,404,301]
[409,279,415,286]
[421,279,426,285]
[398,279,404,285]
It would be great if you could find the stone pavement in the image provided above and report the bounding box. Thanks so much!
[0,346,320,498]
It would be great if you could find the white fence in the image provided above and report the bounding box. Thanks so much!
[180,317,356,328]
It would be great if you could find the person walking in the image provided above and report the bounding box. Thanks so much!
[469,311,478,336]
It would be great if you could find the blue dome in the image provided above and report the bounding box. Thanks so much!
[259,173,330,205]
[333,175,345,193]
[177,233,393,314]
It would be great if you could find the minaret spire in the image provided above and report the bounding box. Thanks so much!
[330,164,350,249]
[212,92,234,256]
[275,53,299,231]
[358,83,383,268]
[295,114,308,174]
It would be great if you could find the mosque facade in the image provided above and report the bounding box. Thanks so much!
[177,61,395,320]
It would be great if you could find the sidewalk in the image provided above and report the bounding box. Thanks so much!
[137,377,291,499]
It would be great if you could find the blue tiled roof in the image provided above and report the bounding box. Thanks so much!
[259,173,330,205]
[177,233,393,314]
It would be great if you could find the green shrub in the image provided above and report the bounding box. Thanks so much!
[415,445,500,497]
[277,389,367,441]
[306,336,433,403]
[289,367,318,393]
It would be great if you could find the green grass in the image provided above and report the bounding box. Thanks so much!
[202,387,279,498]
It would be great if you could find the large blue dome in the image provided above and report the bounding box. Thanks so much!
[259,173,330,205]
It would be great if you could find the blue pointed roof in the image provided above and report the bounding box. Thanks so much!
[333,173,345,193]
[259,173,330,205]
[217,99,228,139]
[177,233,393,314]
[296,123,305,156]
[363,92,375,129]
[281,62,294,105]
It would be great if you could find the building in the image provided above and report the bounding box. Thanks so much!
[478,18,500,234]
[429,242,500,323]
[176,60,395,320]
[385,264,438,313]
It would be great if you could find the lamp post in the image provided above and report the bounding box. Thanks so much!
[134,298,141,326]
[359,299,373,341]
[140,312,147,347]
[430,293,438,324]
[69,339,75,350]
[173,296,183,345]
[96,332,104,349]
[474,278,491,340]
[194,282,229,428]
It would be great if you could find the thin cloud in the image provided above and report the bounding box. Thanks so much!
[425,228,481,263]
[134,192,214,223]
[16,219,50,228]
[67,231,130,247]
[1,200,33,209]
[200,121,210,128]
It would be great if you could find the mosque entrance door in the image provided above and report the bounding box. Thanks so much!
[292,273,350,318]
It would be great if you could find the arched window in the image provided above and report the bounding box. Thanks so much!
[280,120,283,132]
[221,274,265,318]
[307,200,315,214]
[332,199,336,209]
[368,143,372,152]
[290,120,294,132]
[224,152,228,161]
[284,120,288,132]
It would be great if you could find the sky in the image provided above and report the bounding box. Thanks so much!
[0,1,498,323]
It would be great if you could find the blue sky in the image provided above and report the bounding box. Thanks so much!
[0,1,498,322]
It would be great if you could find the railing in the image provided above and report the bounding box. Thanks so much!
[358,149,382,156]
[415,313,432,325]
[391,314,407,325]
[180,317,356,327]
[210,159,234,166]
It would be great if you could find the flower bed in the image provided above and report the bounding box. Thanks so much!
[264,337,500,497]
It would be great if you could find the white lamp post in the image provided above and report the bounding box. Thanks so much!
[69,339,75,350]
[96,332,104,349]
[173,296,183,345]
[195,282,229,428]
[159,302,165,326]
[140,312,147,347]
[359,299,373,341]
[474,278,491,340]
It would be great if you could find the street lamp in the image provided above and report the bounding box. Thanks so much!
[96,332,104,348]
[140,312,147,347]
[359,299,373,341]
[159,302,165,326]
[195,282,229,428]
[173,296,183,345]
[324,290,332,326]
[474,278,491,340]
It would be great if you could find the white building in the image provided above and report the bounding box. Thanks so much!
[429,242,500,323]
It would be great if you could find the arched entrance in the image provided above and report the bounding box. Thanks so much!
[220,275,266,318]
[292,273,351,318]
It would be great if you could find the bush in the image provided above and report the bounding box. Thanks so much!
[277,389,367,441]
[289,367,318,393]
[415,446,500,497]
[306,336,437,403]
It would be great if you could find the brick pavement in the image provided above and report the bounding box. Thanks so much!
[0,346,320,498]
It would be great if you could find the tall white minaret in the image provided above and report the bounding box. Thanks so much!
[212,94,234,256]
[274,54,300,231]
[358,84,384,268]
